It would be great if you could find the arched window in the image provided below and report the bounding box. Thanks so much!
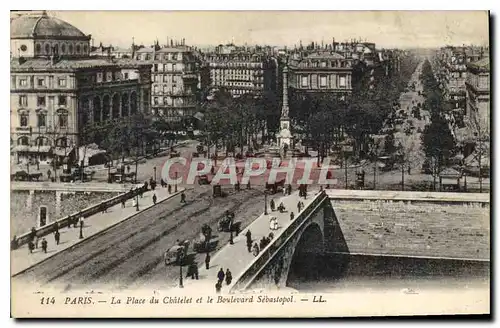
[37,112,46,127]
[69,44,74,54]
[45,43,50,54]
[83,45,88,53]
[36,137,49,146]
[102,95,110,121]
[93,96,101,123]
[121,93,129,117]
[56,137,68,148]
[112,93,120,119]
[57,109,69,128]
[19,113,29,127]
[53,44,59,55]
[76,44,81,54]
[17,136,29,146]
[130,92,137,114]
[61,44,66,54]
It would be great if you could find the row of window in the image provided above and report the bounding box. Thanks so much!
[210,69,263,75]
[302,60,351,68]
[18,95,68,107]
[16,76,67,88]
[16,136,69,147]
[153,74,183,84]
[35,42,88,56]
[18,111,69,128]
[152,63,195,72]
[153,97,186,106]
[208,62,263,68]
[299,75,347,88]
[136,52,187,61]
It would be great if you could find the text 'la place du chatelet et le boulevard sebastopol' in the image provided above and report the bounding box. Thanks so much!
[103,295,296,305]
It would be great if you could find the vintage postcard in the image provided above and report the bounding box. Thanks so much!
[10,10,490,318]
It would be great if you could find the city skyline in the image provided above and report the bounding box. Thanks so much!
[44,10,490,50]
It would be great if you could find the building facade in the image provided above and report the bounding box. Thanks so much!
[203,51,277,98]
[130,43,200,122]
[288,51,354,99]
[10,11,151,165]
[465,57,490,136]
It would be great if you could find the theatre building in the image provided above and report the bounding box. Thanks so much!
[10,11,151,165]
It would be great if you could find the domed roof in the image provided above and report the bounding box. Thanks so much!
[11,13,88,39]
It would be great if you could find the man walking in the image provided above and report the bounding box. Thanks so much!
[205,253,211,270]
[54,230,60,245]
[217,268,225,284]
[180,191,186,204]
[41,238,48,253]
[225,269,232,285]
[153,193,157,205]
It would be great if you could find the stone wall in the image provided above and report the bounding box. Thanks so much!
[10,190,119,236]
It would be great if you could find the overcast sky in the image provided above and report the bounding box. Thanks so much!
[48,11,489,49]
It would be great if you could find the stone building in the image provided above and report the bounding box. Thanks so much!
[130,42,200,122]
[10,11,151,166]
[287,51,354,100]
[465,57,490,136]
[203,51,277,98]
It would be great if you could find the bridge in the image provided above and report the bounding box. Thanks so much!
[182,189,489,293]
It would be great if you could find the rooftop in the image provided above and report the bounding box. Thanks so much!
[10,12,88,40]
[10,57,151,71]
[468,57,490,72]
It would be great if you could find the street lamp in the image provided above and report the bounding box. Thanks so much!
[178,248,184,288]
[154,166,157,181]
[264,190,268,215]
[79,224,84,239]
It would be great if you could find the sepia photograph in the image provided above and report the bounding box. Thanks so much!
[8,8,491,318]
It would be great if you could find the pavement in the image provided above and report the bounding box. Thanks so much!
[181,189,319,294]
[11,185,185,276]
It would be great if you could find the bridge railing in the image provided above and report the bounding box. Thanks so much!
[11,185,147,250]
[231,190,328,292]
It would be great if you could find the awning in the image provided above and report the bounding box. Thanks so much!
[439,167,462,178]
[54,147,74,157]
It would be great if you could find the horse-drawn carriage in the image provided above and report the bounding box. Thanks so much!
[193,224,217,253]
[164,240,190,265]
[265,179,285,194]
[217,210,241,233]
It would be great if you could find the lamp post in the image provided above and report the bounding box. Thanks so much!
[264,191,268,215]
[79,224,84,239]
[154,166,157,181]
[178,248,184,288]
[175,171,178,192]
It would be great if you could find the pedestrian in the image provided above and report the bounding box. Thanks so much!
[41,238,48,253]
[54,230,60,245]
[101,202,107,213]
[47,169,52,181]
[127,165,131,173]
[215,281,222,293]
[54,221,59,234]
[144,181,149,191]
[270,199,275,211]
[79,217,84,229]
[153,193,157,205]
[290,211,295,221]
[205,253,211,270]
[283,186,287,196]
[245,230,252,243]
[252,243,260,257]
[28,240,34,254]
[35,235,39,249]
[217,268,225,283]
[180,191,186,204]
[73,216,79,228]
[259,237,265,250]
[246,238,253,253]
[30,226,36,243]
[297,202,301,213]
[193,263,199,280]
[168,184,172,194]
[133,197,138,208]
[287,184,292,196]
[121,198,126,208]
[225,269,232,285]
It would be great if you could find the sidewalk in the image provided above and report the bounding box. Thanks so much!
[11,186,185,276]
[180,188,319,293]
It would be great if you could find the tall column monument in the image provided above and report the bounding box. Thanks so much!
[278,65,292,150]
